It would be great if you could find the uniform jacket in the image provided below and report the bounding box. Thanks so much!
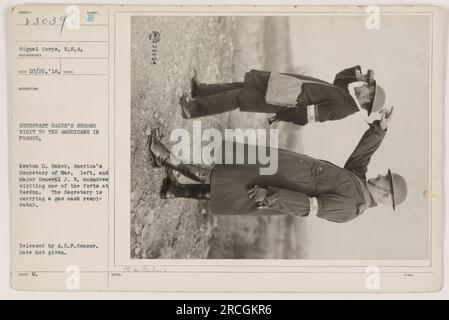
[210,121,386,223]
[239,66,362,124]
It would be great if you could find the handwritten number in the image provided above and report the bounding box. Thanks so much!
[23,15,69,35]
[60,16,67,35]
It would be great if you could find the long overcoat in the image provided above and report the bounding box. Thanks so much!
[210,121,386,223]
[238,66,362,124]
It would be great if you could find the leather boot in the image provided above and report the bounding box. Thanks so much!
[170,163,210,183]
[160,173,211,200]
[179,94,192,119]
[148,128,211,182]
[147,128,170,167]
[190,69,198,98]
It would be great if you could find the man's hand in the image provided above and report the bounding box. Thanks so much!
[247,185,268,206]
[356,69,375,84]
[367,69,375,85]
[379,106,394,130]
[268,115,279,125]
[356,69,367,82]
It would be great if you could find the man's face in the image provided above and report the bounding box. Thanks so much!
[368,174,393,205]
[354,84,374,97]
[354,84,375,110]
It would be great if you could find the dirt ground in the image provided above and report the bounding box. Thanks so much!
[130,16,305,259]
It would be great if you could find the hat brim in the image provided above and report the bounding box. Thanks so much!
[387,169,396,210]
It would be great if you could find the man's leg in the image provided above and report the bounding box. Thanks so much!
[148,128,212,183]
[164,161,211,183]
[193,82,243,98]
[183,88,242,118]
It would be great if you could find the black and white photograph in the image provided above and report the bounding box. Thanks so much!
[6,2,446,294]
[130,14,431,260]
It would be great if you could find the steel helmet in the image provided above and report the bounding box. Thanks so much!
[368,81,386,115]
[387,170,407,210]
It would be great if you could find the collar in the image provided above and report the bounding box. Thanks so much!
[348,82,364,110]
[353,175,377,215]
[361,181,377,209]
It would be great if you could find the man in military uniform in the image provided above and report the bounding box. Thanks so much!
[148,107,407,223]
[180,66,386,126]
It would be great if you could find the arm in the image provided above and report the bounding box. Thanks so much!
[268,68,365,126]
[270,101,338,125]
[344,120,386,179]
[248,185,311,216]
[316,194,360,223]
[249,186,359,223]
[269,75,346,125]
[333,65,363,89]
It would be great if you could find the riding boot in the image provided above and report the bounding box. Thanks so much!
[160,175,211,200]
[148,128,212,182]
[164,163,211,183]
[147,128,170,167]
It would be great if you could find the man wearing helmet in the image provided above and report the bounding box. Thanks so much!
[148,107,407,223]
[179,66,386,126]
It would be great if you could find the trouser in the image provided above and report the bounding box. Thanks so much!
[188,82,243,118]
